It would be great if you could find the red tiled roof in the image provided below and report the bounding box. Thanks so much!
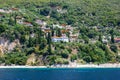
[44,29,51,32]
[24,22,32,24]
[70,36,78,38]
[61,24,66,27]
[52,36,61,38]
[114,38,120,41]
[11,8,19,11]
[61,30,68,33]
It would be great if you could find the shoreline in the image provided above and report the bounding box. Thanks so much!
[1,63,120,68]
[50,63,120,68]
[0,66,47,68]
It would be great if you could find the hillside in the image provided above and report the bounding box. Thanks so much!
[0,0,120,26]
[0,0,120,66]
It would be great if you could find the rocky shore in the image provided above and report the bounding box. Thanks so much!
[1,63,120,68]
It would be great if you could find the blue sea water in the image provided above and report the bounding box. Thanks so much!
[0,68,120,80]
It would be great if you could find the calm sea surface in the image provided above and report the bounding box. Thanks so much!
[0,68,120,80]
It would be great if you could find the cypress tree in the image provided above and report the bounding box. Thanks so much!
[47,32,51,54]
[57,28,62,37]
[51,29,54,37]
[111,34,114,43]
[98,34,102,42]
[38,28,42,44]
[14,12,17,25]
[28,36,33,47]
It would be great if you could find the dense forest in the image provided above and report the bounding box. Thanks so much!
[0,0,120,66]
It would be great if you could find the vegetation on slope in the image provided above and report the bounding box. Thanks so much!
[0,0,120,66]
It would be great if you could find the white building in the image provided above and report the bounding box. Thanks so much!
[53,24,63,29]
[102,38,108,44]
[0,9,12,13]
[35,19,47,26]
[57,8,67,13]
[52,36,69,42]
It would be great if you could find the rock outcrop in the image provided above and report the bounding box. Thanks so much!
[0,37,21,54]
[26,53,36,66]
[0,45,4,57]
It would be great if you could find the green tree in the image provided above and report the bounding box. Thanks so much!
[111,34,114,43]
[110,45,118,53]
[8,18,14,25]
[57,28,62,37]
[70,54,77,62]
[61,49,69,58]
[14,12,17,25]
[27,36,34,47]
[51,10,60,20]
[0,24,7,34]
[51,27,54,36]
[83,56,92,63]
[92,48,106,63]
[40,7,50,16]
[47,32,52,54]
[38,28,42,44]
[4,52,27,65]
[20,35,26,44]
[104,45,116,62]
[98,34,102,42]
